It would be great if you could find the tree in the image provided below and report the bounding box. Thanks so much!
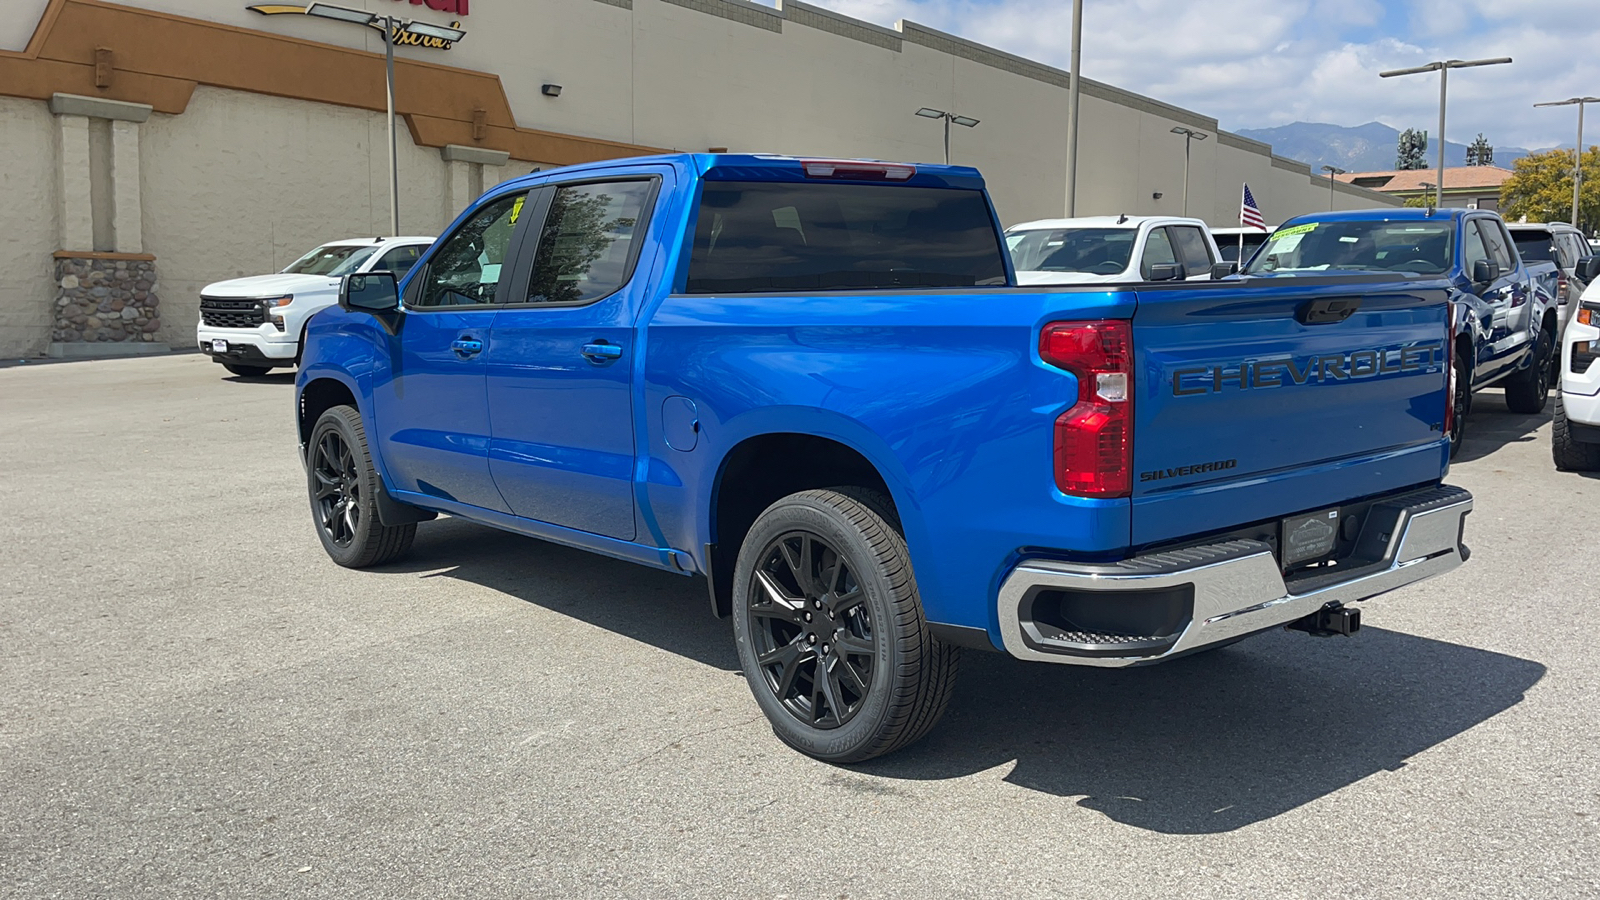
[1466,133,1493,167]
[1500,146,1600,233]
[1397,128,1429,170]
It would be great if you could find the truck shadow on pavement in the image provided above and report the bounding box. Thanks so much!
[397,517,1545,836]
[1454,388,1551,464]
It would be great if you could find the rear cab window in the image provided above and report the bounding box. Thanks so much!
[685,182,1007,292]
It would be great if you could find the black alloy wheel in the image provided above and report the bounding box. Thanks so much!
[1449,353,1470,458]
[749,531,876,729]
[1504,326,1553,414]
[312,429,361,549]
[305,406,416,568]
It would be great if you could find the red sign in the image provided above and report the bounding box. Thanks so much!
[395,0,468,15]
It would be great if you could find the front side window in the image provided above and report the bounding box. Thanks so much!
[283,244,379,276]
[686,181,1007,293]
[1171,226,1214,272]
[375,244,425,277]
[525,180,654,305]
[1478,220,1512,270]
[1463,221,1490,271]
[1008,228,1136,274]
[1140,228,1178,278]
[412,193,526,308]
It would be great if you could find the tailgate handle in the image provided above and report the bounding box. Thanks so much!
[1298,298,1361,325]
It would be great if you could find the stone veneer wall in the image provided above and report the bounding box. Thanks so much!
[52,255,163,346]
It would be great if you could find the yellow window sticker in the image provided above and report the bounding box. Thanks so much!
[509,195,525,225]
[1273,222,1317,238]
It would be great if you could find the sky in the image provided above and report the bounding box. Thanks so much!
[806,0,1600,151]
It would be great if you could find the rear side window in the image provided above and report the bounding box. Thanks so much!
[525,180,654,305]
[685,182,1007,293]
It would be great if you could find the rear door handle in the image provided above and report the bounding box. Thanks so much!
[581,342,623,363]
[452,337,484,358]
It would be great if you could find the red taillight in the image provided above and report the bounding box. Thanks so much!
[1558,273,1569,299]
[1041,321,1133,498]
[800,159,916,181]
[1443,303,1455,439]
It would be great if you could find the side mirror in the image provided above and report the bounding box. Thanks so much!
[339,271,399,313]
[1147,263,1182,282]
[1471,259,1499,285]
[1579,256,1600,281]
[1210,261,1239,279]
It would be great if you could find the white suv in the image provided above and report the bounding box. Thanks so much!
[1554,268,1600,470]
[1006,216,1223,285]
[197,236,434,377]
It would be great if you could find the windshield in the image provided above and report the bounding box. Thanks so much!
[1244,220,1454,275]
[282,244,381,276]
[1007,228,1136,274]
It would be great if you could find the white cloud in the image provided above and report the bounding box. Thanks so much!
[807,0,1600,150]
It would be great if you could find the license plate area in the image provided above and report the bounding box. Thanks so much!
[1281,507,1340,568]
[210,339,229,353]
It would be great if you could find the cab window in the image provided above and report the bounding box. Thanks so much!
[412,193,526,308]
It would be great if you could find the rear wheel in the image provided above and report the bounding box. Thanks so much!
[223,363,272,378]
[1504,326,1553,414]
[307,406,416,567]
[731,488,958,763]
[1552,393,1600,471]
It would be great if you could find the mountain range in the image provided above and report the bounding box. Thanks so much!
[1234,121,1541,173]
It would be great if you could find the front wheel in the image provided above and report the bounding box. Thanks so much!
[1449,352,1470,459]
[1504,327,1553,414]
[731,488,959,763]
[1552,393,1600,471]
[307,406,416,567]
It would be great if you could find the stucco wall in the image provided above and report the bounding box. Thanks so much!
[0,97,60,358]
[139,87,455,347]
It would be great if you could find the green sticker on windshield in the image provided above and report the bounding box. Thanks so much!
[1273,222,1317,238]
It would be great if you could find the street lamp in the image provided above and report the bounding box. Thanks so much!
[1380,57,1512,210]
[1534,96,1600,227]
[1170,126,1208,216]
[915,108,980,165]
[303,3,466,236]
[1321,165,1346,210]
[1063,0,1084,216]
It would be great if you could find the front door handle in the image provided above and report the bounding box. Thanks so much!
[452,337,484,358]
[581,342,623,363]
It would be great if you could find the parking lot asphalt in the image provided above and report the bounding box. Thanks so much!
[1,355,1597,899]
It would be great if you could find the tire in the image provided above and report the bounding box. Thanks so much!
[306,406,416,568]
[1552,392,1600,471]
[1504,326,1553,414]
[223,363,272,378]
[1449,351,1470,459]
[731,487,959,763]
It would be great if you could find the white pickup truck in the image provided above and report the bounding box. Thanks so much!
[196,236,434,377]
[1555,263,1600,470]
[1005,215,1224,285]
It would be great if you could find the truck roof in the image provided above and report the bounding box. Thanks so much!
[1008,215,1208,232]
[498,153,988,191]
[1279,208,1483,226]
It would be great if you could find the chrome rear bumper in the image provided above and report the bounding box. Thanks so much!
[997,485,1472,667]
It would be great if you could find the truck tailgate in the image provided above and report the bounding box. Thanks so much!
[1130,276,1451,547]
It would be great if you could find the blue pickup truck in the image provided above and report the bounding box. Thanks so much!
[296,155,1473,762]
[1243,209,1559,455]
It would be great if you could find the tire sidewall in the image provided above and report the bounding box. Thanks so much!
[307,408,382,567]
[731,495,904,761]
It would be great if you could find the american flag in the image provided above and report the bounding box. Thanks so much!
[1240,184,1266,230]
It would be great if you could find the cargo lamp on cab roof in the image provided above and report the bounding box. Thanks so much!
[800,160,916,181]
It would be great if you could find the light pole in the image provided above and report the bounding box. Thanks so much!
[1321,165,1346,210]
[915,108,980,165]
[1063,0,1083,216]
[1380,56,1512,210]
[304,3,465,236]
[1534,96,1600,227]
[1170,126,1207,216]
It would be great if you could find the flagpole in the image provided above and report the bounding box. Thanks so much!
[1238,184,1246,266]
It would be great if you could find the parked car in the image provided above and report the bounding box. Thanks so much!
[1506,222,1595,337]
[1210,225,1275,266]
[1554,262,1600,470]
[1006,215,1223,284]
[1245,209,1559,455]
[297,154,1472,763]
[196,236,435,377]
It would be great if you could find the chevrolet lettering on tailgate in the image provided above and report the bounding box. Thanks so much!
[1171,341,1444,396]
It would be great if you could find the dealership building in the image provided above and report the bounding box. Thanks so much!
[0,0,1398,359]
